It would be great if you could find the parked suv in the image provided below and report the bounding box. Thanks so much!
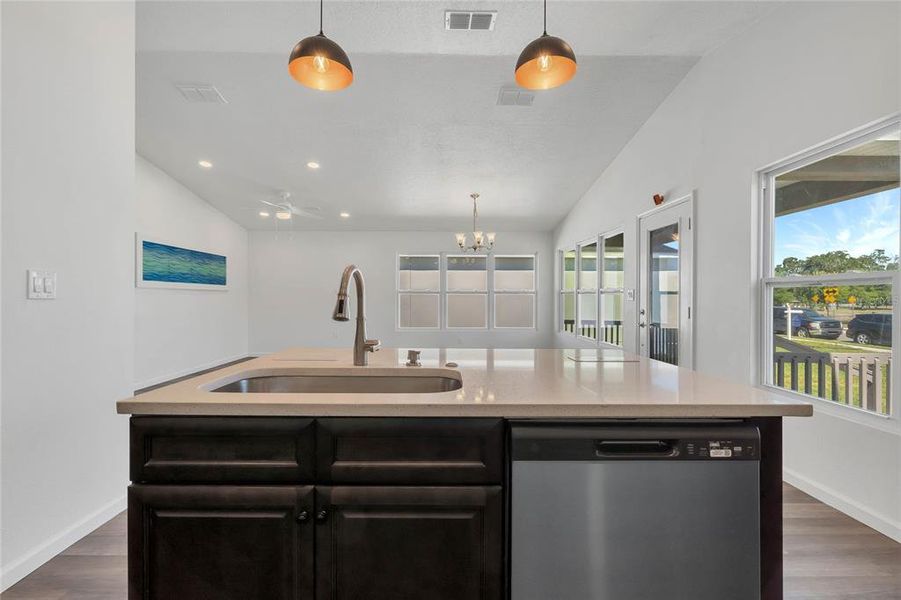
[773,307,842,339]
[846,313,892,345]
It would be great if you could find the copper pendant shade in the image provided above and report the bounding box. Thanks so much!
[288,0,353,91]
[515,0,576,90]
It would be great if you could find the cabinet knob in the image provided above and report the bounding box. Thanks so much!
[296,510,309,523]
[315,509,328,523]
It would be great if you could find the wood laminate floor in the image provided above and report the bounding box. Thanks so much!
[2,484,898,599]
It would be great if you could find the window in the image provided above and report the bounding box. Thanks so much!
[398,253,538,330]
[559,249,576,333]
[601,233,625,346]
[494,256,536,328]
[397,255,440,328]
[578,240,598,339]
[761,119,899,417]
[558,232,625,346]
[447,255,487,328]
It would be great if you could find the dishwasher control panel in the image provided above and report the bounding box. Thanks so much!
[683,438,758,460]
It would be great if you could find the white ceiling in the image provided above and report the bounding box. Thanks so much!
[136,1,778,231]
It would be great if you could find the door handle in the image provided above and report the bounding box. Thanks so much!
[315,509,328,523]
[296,510,309,523]
[639,322,646,328]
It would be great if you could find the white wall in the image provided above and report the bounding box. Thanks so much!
[135,155,248,389]
[249,230,554,353]
[1,1,135,589]
[552,2,900,539]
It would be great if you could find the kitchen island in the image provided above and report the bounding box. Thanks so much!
[118,347,811,600]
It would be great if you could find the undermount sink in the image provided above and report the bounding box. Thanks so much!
[212,374,462,394]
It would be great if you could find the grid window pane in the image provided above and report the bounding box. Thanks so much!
[561,292,575,333]
[770,283,892,416]
[495,256,535,291]
[447,256,487,291]
[603,233,624,289]
[773,127,899,275]
[398,293,440,328]
[601,292,624,346]
[398,255,440,291]
[563,250,576,291]
[578,292,598,339]
[448,293,487,328]
[496,294,535,328]
[579,242,597,289]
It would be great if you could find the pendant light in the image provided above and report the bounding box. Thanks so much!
[515,0,576,90]
[288,0,353,91]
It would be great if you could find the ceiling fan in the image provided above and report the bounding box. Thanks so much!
[258,191,323,221]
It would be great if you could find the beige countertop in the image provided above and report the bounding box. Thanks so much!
[117,347,813,418]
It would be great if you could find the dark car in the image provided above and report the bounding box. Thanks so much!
[773,307,842,339]
[846,313,892,345]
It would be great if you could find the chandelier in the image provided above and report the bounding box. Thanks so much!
[455,193,496,253]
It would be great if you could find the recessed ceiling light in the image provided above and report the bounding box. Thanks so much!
[198,159,213,168]
[259,211,270,217]
[339,211,350,218]
[307,161,320,169]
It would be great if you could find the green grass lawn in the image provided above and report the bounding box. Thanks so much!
[773,359,890,415]
[780,336,891,354]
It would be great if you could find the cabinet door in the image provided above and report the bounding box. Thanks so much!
[129,485,314,600]
[315,486,503,600]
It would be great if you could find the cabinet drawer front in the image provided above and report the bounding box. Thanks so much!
[316,418,504,484]
[315,486,503,600]
[131,417,315,483]
[129,485,314,600]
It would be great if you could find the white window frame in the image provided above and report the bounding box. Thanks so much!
[493,254,539,330]
[397,253,540,331]
[757,115,900,428]
[396,254,442,331]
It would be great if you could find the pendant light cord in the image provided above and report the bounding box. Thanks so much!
[543,0,547,35]
[319,0,324,35]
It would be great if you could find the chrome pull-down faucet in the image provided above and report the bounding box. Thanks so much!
[332,264,380,366]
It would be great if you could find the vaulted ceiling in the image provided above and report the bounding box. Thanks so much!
[136,1,778,231]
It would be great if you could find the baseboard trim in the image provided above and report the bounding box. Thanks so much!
[783,467,901,543]
[133,353,251,393]
[0,494,127,592]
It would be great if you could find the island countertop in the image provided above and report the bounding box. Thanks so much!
[117,347,813,418]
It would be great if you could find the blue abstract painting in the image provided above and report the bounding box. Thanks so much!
[141,240,227,286]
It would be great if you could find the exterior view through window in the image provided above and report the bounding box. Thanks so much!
[763,121,900,416]
[398,253,537,330]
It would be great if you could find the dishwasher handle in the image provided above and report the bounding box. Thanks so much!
[595,440,677,458]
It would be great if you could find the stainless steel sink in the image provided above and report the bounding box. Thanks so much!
[212,374,462,394]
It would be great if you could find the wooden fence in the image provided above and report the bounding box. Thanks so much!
[773,351,891,415]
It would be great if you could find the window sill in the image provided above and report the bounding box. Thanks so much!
[760,383,900,436]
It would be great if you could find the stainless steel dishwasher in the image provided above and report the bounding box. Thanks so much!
[511,422,760,600]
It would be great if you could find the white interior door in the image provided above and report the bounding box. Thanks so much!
[638,197,694,367]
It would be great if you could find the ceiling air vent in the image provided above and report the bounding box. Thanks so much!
[497,88,534,107]
[445,10,497,31]
[175,83,228,104]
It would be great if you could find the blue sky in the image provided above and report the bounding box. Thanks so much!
[774,188,900,265]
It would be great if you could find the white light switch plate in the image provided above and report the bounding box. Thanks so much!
[27,270,57,299]
[626,289,635,301]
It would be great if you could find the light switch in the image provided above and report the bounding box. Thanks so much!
[27,270,56,299]
[626,289,635,301]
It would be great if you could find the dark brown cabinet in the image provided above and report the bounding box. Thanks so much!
[128,484,314,600]
[128,417,506,600]
[315,486,503,600]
